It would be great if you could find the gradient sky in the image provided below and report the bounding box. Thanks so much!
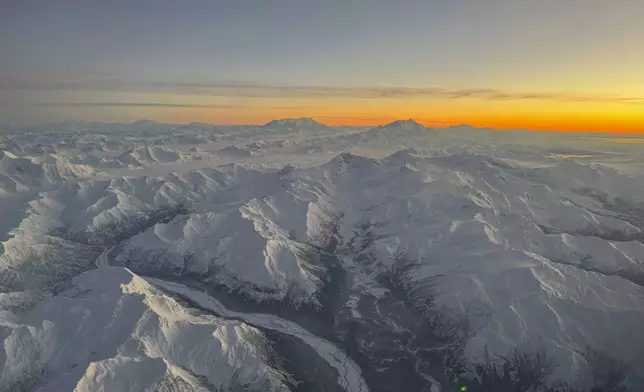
[1,0,643,132]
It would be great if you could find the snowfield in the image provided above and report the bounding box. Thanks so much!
[1,118,643,391]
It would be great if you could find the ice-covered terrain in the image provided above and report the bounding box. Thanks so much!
[1,118,643,391]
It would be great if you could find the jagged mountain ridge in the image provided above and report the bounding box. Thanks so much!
[1,120,644,391]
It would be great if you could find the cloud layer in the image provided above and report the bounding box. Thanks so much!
[2,71,643,106]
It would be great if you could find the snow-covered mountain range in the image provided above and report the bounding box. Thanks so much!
[1,119,643,392]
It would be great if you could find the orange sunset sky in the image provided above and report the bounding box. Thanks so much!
[1,1,643,132]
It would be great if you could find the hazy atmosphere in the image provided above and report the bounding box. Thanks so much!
[2,0,644,131]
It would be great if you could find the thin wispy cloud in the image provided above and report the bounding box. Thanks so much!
[31,101,317,110]
[33,102,238,108]
[3,71,644,105]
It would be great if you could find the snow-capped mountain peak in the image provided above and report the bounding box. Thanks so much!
[262,117,328,130]
[382,118,425,131]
